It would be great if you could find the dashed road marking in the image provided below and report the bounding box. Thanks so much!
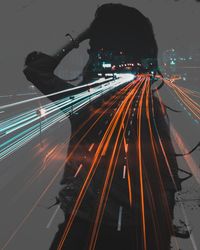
[46,205,60,229]
[89,143,95,152]
[98,130,102,136]
[117,206,123,231]
[123,165,127,179]
[74,163,83,177]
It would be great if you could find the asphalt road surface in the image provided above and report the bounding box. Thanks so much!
[49,75,181,250]
[1,74,197,250]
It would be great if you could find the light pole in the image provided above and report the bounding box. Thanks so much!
[87,85,91,103]
[69,96,75,115]
[37,107,46,147]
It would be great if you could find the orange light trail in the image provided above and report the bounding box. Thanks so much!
[165,80,200,120]
[171,125,200,184]
[146,79,177,242]
[137,78,148,250]
[88,80,143,250]
[57,78,143,250]
[5,74,193,250]
[150,88,177,189]
[1,79,139,250]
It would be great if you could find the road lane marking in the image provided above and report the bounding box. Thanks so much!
[46,205,60,229]
[128,130,130,136]
[117,206,123,231]
[123,165,127,179]
[130,120,133,125]
[59,116,69,123]
[98,130,102,136]
[74,163,83,177]
[88,143,95,152]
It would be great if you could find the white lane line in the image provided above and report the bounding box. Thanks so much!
[74,163,83,178]
[46,205,60,229]
[128,130,130,136]
[123,165,127,179]
[89,143,95,152]
[117,206,123,231]
[59,116,69,123]
[130,120,132,125]
[0,111,5,114]
[98,130,102,136]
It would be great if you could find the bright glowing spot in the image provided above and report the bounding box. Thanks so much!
[37,108,46,118]
[102,62,112,68]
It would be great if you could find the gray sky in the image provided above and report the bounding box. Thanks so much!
[0,0,200,93]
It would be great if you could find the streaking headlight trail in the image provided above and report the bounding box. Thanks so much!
[0,74,135,161]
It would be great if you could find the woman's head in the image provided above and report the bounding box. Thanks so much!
[89,4,158,60]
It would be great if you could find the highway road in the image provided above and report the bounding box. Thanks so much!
[0,74,199,250]
[49,75,181,250]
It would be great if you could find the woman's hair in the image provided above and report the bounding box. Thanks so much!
[89,4,158,60]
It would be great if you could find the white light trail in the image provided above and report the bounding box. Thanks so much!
[0,74,135,161]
